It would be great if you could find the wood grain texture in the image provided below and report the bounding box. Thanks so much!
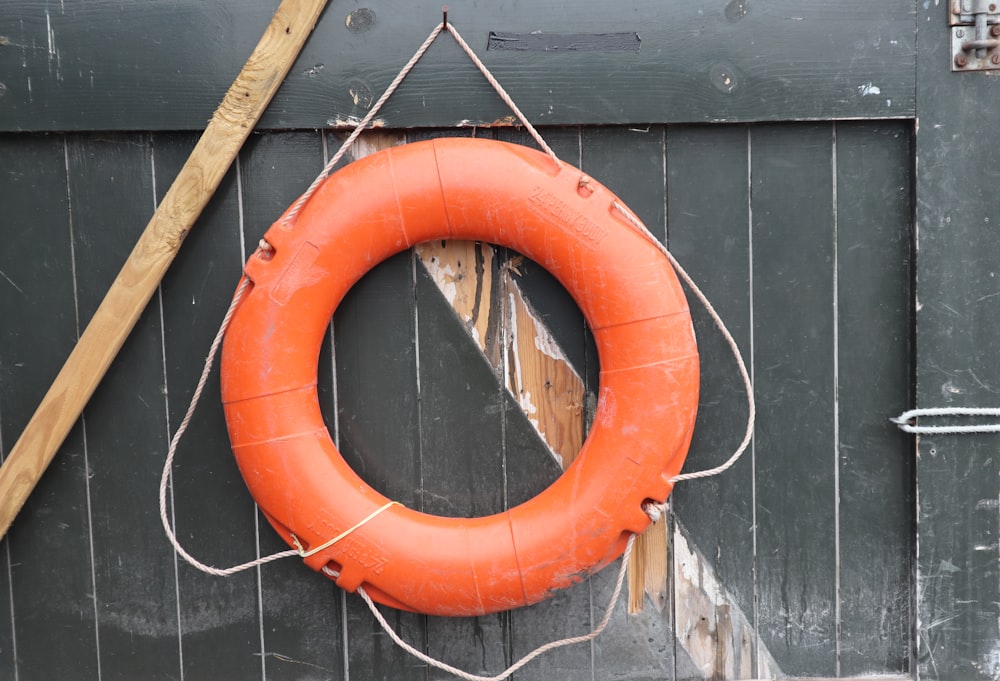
[915,1,1000,678]
[0,0,914,131]
[0,0,331,541]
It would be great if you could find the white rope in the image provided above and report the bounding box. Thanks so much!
[443,22,561,166]
[158,276,300,576]
[281,21,560,228]
[356,533,637,681]
[891,407,1000,434]
[281,22,444,226]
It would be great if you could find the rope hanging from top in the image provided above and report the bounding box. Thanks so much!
[159,13,757,681]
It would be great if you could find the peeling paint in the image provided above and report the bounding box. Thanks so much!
[858,82,882,96]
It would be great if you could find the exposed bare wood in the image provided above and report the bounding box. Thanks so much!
[500,268,584,468]
[673,524,781,679]
[415,239,501,370]
[0,0,331,540]
[629,515,669,614]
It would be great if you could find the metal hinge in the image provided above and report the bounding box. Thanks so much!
[951,0,1000,70]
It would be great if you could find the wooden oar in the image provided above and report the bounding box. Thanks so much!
[0,0,331,540]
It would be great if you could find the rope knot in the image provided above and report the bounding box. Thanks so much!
[642,500,667,523]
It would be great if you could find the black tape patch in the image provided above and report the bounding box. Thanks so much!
[487,31,641,53]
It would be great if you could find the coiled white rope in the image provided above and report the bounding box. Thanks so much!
[159,16,757,681]
[891,407,1000,434]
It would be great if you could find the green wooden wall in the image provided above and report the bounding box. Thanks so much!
[16,0,1000,679]
[0,121,913,680]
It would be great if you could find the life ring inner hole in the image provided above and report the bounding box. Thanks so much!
[324,240,598,520]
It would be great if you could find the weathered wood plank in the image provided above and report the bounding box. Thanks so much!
[154,132,264,680]
[235,131,348,681]
[834,121,913,675]
[66,133,183,679]
[0,0,914,132]
[580,124,668,618]
[0,134,100,680]
[667,124,759,679]
[750,123,837,676]
[576,126,680,679]
[914,2,1000,678]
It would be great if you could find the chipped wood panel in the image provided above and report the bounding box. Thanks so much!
[673,525,781,680]
[629,515,669,614]
[419,239,584,469]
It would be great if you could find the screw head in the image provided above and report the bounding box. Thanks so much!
[991,3,997,11]
[956,52,969,67]
[957,28,966,37]
[992,53,1000,64]
[991,24,1000,36]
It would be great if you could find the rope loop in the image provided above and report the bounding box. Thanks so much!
[891,407,1000,434]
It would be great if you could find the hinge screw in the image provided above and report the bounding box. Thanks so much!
[992,53,1000,64]
[956,52,969,67]
[957,28,966,38]
[991,24,1000,36]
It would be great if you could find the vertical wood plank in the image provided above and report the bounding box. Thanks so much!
[667,124,758,679]
[336,247,426,681]
[154,132,264,680]
[834,121,913,675]
[750,123,837,676]
[0,134,100,680]
[489,127,598,681]
[236,131,347,681]
[66,133,182,679]
[915,2,1000,677]
[579,125,679,680]
[415,263,514,675]
[320,129,427,681]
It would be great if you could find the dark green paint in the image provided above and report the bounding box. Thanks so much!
[667,123,757,670]
[751,123,838,675]
[66,133,183,679]
[834,122,913,675]
[915,2,1000,679]
[335,249,421,681]
[0,0,914,131]
[154,132,265,681]
[0,135,99,680]
[0,123,919,678]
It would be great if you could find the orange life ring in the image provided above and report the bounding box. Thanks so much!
[220,138,699,616]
